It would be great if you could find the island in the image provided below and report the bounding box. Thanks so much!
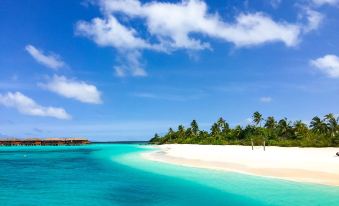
[146,112,339,186]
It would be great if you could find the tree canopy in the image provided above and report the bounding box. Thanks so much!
[149,112,339,147]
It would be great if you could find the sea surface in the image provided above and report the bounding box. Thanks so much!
[0,144,338,206]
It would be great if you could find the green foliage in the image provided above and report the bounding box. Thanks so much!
[252,111,263,126]
[149,112,339,147]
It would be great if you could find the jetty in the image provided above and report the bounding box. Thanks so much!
[0,138,90,146]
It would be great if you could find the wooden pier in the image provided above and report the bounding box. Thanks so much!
[0,138,90,146]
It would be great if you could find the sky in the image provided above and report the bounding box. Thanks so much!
[0,0,339,141]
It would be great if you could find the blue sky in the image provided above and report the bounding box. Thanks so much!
[1,0,339,141]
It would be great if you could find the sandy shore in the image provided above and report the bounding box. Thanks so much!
[142,144,339,186]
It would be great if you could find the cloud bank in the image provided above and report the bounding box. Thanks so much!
[40,75,102,104]
[95,0,301,48]
[76,0,321,77]
[0,92,71,119]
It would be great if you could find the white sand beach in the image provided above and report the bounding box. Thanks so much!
[143,144,339,186]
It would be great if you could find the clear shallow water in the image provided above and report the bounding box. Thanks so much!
[0,144,338,206]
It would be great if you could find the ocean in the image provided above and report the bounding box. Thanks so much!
[0,144,338,206]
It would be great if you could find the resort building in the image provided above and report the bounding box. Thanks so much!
[0,138,90,146]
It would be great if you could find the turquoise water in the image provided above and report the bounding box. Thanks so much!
[0,144,338,206]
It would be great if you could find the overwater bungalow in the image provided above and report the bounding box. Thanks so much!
[0,138,90,146]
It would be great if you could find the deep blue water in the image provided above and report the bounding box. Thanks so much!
[0,144,338,206]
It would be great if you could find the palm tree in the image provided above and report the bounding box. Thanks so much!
[217,117,229,134]
[210,123,221,137]
[185,128,193,137]
[324,113,337,137]
[252,111,263,127]
[293,120,308,139]
[190,120,199,136]
[178,125,185,139]
[234,125,243,139]
[150,133,160,143]
[264,116,276,140]
[167,127,175,141]
[264,116,276,129]
[310,116,327,134]
[277,118,291,138]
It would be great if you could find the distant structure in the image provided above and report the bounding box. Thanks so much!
[0,138,90,146]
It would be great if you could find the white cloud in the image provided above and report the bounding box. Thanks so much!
[302,8,324,32]
[312,0,339,6]
[0,92,71,119]
[260,96,272,103]
[39,75,102,104]
[76,17,153,76]
[76,0,320,76]
[76,16,154,50]
[94,0,302,48]
[310,54,339,78]
[25,45,65,70]
[216,13,300,47]
[113,50,147,77]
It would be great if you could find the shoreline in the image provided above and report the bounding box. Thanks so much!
[142,144,339,186]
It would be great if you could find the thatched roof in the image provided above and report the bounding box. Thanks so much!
[44,137,88,141]
[0,137,88,141]
[65,138,88,141]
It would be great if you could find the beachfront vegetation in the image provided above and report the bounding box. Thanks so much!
[149,112,339,147]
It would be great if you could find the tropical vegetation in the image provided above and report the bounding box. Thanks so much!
[149,112,339,147]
